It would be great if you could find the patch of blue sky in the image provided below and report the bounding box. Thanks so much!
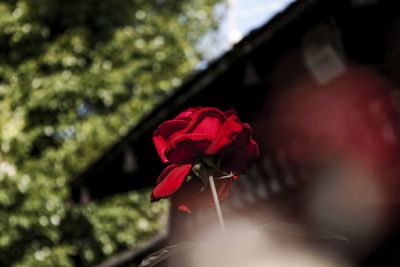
[232,0,296,41]
[196,0,296,69]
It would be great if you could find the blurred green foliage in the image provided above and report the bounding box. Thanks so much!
[0,0,224,266]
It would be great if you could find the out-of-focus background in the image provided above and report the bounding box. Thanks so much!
[3,0,400,267]
[0,0,294,266]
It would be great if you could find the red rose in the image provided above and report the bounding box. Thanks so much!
[151,107,259,213]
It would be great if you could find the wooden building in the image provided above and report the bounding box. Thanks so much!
[70,0,400,266]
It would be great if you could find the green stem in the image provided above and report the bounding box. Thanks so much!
[208,175,226,235]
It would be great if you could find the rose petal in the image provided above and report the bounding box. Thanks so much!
[153,120,189,163]
[151,164,192,201]
[223,123,253,153]
[222,139,260,174]
[205,116,246,155]
[232,174,240,180]
[165,134,212,164]
[215,178,233,202]
[185,107,225,139]
[224,109,238,118]
[172,177,233,213]
[175,107,203,121]
[177,205,193,214]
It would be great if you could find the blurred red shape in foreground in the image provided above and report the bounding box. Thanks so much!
[259,67,400,206]
[265,67,400,170]
[257,67,400,252]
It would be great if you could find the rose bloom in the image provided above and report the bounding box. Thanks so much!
[151,107,259,213]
